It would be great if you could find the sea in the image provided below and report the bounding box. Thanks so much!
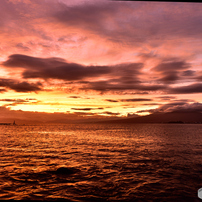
[0,123,202,201]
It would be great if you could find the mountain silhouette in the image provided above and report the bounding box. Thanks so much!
[99,111,202,124]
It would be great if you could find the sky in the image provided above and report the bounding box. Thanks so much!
[1,0,202,123]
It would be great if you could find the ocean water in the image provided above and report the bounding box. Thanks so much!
[0,123,202,201]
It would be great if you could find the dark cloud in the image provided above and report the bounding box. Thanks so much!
[71,107,104,111]
[26,98,37,101]
[0,98,39,107]
[71,108,92,111]
[68,96,93,100]
[137,102,202,114]
[3,54,66,69]
[152,60,191,84]
[153,61,190,73]
[3,54,145,93]
[0,99,28,102]
[54,1,122,39]
[3,54,111,81]
[171,102,202,113]
[123,92,149,95]
[0,78,42,92]
[157,96,176,100]
[158,72,179,84]
[169,83,202,94]
[23,63,111,81]
[120,98,153,102]
[113,63,143,84]
[194,72,202,82]
[82,80,166,92]
[182,70,196,77]
[3,55,143,83]
[68,96,81,99]
[173,99,194,102]
[3,54,197,95]
[54,1,202,46]
[105,99,119,102]
[2,55,198,95]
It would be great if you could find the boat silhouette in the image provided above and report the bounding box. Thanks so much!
[0,121,17,125]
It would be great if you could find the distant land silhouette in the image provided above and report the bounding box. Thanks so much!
[1,111,202,124]
[98,111,202,124]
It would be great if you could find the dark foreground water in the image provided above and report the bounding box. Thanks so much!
[0,123,202,201]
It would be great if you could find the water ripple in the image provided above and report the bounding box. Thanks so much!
[1,124,202,201]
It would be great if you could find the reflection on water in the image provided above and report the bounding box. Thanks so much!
[0,123,202,201]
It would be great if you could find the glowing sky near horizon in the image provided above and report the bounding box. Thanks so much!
[1,0,202,121]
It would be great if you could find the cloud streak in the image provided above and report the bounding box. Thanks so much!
[169,83,202,94]
[71,107,104,111]
[0,78,42,93]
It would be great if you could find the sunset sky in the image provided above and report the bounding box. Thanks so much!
[1,0,202,123]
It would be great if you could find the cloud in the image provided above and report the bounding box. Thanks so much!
[194,72,202,82]
[54,1,122,39]
[3,55,143,82]
[120,98,153,102]
[152,60,191,84]
[153,60,190,73]
[171,102,202,113]
[169,83,202,94]
[23,63,111,81]
[0,78,42,92]
[0,88,7,93]
[0,98,39,107]
[3,54,197,95]
[54,1,202,47]
[138,102,202,115]
[158,72,179,84]
[3,54,65,69]
[181,70,196,77]
[3,54,146,92]
[2,54,111,80]
[71,107,104,111]
[0,98,28,102]
[26,98,37,101]
[68,96,81,99]
[3,54,111,81]
[142,103,159,106]
[2,1,202,46]
[157,96,176,100]
[82,80,166,93]
[68,95,91,99]
[16,43,30,51]
[105,99,119,102]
